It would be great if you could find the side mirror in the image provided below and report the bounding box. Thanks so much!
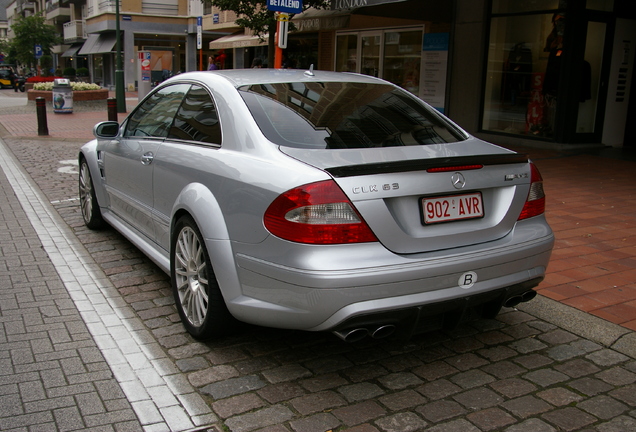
[93,121,120,138]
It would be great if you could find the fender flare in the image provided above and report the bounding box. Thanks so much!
[171,183,243,303]
[78,140,109,209]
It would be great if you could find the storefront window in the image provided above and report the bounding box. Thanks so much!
[586,0,613,11]
[482,12,563,137]
[93,56,103,86]
[361,33,381,77]
[383,30,422,95]
[336,34,357,72]
[492,0,559,14]
[335,27,424,97]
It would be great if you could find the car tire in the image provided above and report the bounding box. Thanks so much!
[79,159,106,229]
[171,215,235,340]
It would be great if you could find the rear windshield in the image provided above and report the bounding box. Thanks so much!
[238,82,465,149]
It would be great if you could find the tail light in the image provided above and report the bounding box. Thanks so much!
[518,163,546,220]
[264,180,378,244]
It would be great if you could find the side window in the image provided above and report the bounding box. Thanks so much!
[168,85,222,145]
[124,84,190,138]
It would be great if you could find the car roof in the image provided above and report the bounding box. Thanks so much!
[180,68,391,88]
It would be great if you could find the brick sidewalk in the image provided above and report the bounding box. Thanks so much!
[0,110,127,140]
[0,92,134,140]
[0,146,143,431]
[512,147,636,331]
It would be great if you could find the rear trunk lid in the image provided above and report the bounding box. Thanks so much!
[280,138,531,254]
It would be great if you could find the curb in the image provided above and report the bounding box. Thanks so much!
[519,294,636,359]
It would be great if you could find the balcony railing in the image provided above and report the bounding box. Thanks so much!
[46,0,71,20]
[64,20,87,43]
[16,0,37,13]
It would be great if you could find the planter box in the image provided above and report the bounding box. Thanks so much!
[26,88,112,112]
[27,88,109,102]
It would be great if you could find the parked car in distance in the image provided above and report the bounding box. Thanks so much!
[0,66,16,89]
[79,68,554,342]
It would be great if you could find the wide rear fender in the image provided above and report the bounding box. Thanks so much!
[171,183,242,302]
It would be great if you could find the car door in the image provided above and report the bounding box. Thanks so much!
[152,84,223,251]
[101,83,190,242]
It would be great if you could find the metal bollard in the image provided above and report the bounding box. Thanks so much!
[36,97,49,136]
[107,98,117,122]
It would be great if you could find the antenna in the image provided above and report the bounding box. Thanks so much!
[304,64,315,77]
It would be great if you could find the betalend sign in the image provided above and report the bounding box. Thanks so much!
[267,0,303,14]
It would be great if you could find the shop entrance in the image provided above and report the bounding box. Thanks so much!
[560,12,613,144]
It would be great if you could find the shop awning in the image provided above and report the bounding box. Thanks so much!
[78,34,117,55]
[209,32,268,50]
[62,43,84,58]
[292,8,350,32]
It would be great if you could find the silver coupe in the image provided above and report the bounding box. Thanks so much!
[79,69,554,342]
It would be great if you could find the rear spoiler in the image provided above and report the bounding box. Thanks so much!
[325,153,529,178]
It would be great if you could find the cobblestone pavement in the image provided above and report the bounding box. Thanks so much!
[1,95,636,431]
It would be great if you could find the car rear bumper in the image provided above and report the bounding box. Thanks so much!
[329,276,543,341]
[225,219,554,331]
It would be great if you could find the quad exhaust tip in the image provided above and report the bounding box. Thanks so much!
[334,324,396,343]
[503,290,537,308]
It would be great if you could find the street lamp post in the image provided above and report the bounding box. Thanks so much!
[115,0,126,113]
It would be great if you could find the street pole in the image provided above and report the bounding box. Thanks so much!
[115,0,126,113]
[274,18,283,69]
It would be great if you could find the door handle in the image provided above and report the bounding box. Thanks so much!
[141,152,154,165]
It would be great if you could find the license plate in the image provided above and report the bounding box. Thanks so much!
[422,192,484,224]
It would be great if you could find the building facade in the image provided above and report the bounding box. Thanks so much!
[204,0,635,148]
[4,0,223,88]
[2,0,634,148]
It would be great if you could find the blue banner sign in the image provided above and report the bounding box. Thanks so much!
[267,0,303,14]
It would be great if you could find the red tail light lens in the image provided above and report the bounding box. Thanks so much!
[264,180,378,244]
[518,163,546,220]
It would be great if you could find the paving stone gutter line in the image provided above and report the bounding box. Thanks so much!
[518,295,636,359]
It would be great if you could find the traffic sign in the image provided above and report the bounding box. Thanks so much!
[34,44,43,59]
[267,0,303,15]
[196,16,202,50]
[278,20,289,49]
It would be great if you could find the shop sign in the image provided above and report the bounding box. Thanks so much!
[332,0,406,9]
[295,16,349,32]
[526,73,545,134]
[333,0,368,8]
[139,52,151,81]
[267,0,303,14]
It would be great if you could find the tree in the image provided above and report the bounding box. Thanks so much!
[7,13,62,70]
[202,0,329,67]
